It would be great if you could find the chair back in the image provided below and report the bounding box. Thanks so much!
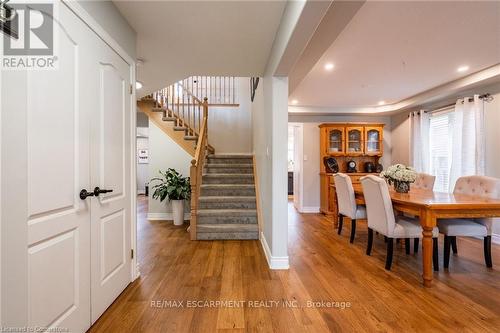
[413,173,436,190]
[333,173,357,219]
[453,176,500,234]
[453,175,500,197]
[360,175,395,235]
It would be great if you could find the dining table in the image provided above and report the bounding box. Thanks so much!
[331,183,500,287]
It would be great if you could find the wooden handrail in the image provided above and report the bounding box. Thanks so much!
[189,98,209,240]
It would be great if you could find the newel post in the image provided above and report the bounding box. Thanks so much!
[203,97,209,145]
[189,159,197,240]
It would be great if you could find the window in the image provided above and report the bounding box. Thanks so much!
[429,109,454,192]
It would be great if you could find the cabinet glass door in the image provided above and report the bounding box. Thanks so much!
[365,127,382,155]
[347,128,363,155]
[328,128,344,155]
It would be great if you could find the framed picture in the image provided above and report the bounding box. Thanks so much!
[138,149,148,164]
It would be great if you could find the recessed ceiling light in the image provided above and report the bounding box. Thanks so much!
[457,65,469,73]
[324,63,335,71]
[291,99,298,105]
[378,100,386,106]
[136,81,143,90]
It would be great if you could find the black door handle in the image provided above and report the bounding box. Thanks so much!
[94,187,113,196]
[80,189,95,200]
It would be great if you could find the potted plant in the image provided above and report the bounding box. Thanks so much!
[151,168,191,225]
[380,164,417,193]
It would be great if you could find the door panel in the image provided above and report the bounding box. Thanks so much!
[1,3,92,332]
[90,39,131,323]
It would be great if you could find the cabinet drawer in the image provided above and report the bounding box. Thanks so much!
[350,175,364,184]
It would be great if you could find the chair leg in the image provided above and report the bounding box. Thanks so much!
[384,236,388,243]
[385,238,394,270]
[414,238,419,254]
[405,238,410,255]
[433,238,439,271]
[337,215,343,235]
[451,236,458,254]
[444,235,451,269]
[366,228,373,255]
[350,219,356,243]
[484,236,493,268]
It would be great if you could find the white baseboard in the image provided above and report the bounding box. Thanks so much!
[492,233,500,245]
[300,206,320,213]
[147,212,191,221]
[260,232,289,270]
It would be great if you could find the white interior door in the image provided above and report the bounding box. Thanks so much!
[1,2,133,331]
[1,4,95,331]
[89,38,132,323]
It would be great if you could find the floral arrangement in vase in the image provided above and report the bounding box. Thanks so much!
[380,164,417,193]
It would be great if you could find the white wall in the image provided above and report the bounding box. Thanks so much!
[77,0,137,59]
[288,114,392,211]
[485,92,500,179]
[147,120,192,220]
[208,78,252,153]
[136,127,149,194]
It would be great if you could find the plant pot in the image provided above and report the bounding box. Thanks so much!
[394,180,410,193]
[171,199,185,226]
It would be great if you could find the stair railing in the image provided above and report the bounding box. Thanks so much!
[152,83,205,138]
[189,97,209,240]
[180,76,238,105]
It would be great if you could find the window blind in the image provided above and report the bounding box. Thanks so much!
[429,109,454,192]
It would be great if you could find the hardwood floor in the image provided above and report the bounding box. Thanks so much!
[88,196,500,332]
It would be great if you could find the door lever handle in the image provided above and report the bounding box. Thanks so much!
[80,189,95,200]
[93,187,113,196]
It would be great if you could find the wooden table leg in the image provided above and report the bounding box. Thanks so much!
[420,209,435,287]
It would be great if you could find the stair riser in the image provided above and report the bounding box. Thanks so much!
[207,158,253,165]
[205,167,253,174]
[196,232,259,240]
[198,216,257,224]
[199,201,257,209]
[201,188,255,196]
[203,176,254,184]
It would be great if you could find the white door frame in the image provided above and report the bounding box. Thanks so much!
[288,123,303,212]
[62,1,138,281]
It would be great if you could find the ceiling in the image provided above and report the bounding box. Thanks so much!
[289,0,500,109]
[113,1,286,96]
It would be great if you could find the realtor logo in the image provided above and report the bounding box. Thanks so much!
[1,0,58,70]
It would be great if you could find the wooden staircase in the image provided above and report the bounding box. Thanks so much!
[138,76,258,240]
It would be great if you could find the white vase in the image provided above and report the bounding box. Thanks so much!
[171,200,185,226]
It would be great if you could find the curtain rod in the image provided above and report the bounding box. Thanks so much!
[408,93,494,116]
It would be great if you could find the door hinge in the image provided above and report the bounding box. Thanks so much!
[131,249,134,259]
[129,84,133,94]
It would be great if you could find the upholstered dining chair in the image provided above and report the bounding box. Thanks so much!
[413,173,436,190]
[405,173,436,253]
[438,175,500,268]
[361,175,439,270]
[333,173,367,243]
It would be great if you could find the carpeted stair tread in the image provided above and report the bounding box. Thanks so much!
[197,224,258,233]
[197,209,257,217]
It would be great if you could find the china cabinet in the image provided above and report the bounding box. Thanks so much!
[319,123,385,222]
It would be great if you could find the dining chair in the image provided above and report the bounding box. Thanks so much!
[333,173,367,243]
[413,173,436,190]
[438,175,500,268]
[361,175,439,270]
[405,173,436,253]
